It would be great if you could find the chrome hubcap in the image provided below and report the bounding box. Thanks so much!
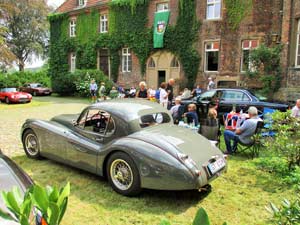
[25,134,38,156]
[110,159,133,191]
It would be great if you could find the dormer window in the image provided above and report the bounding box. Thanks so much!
[78,0,87,7]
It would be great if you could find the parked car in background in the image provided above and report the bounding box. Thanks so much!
[0,88,32,104]
[21,99,227,196]
[180,88,289,120]
[19,83,52,96]
[0,150,43,225]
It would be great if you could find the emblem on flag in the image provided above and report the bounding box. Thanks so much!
[157,21,166,34]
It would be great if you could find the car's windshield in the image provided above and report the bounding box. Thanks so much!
[0,88,17,92]
[31,83,43,88]
[140,112,171,128]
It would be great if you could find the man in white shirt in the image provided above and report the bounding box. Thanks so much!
[291,99,300,118]
[207,77,215,90]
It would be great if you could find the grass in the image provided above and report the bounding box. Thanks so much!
[2,96,295,225]
[12,152,295,225]
[0,99,51,109]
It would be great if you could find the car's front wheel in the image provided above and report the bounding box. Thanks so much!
[5,97,10,104]
[22,129,41,159]
[106,152,141,196]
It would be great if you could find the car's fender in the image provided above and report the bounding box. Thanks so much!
[98,137,205,191]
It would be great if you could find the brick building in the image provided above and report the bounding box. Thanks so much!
[53,0,300,100]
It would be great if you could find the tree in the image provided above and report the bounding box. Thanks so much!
[0,2,16,70]
[1,0,51,71]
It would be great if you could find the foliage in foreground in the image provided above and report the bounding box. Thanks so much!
[267,191,300,225]
[159,207,227,225]
[0,183,70,225]
[264,111,300,170]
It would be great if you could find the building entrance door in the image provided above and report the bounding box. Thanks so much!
[99,49,109,76]
[158,70,166,87]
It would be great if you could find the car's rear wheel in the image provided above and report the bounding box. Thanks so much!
[5,97,9,104]
[106,152,141,196]
[33,91,37,96]
[22,129,41,159]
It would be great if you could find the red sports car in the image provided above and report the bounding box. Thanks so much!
[19,83,52,96]
[0,88,32,104]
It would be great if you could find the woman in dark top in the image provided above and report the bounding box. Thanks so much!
[136,81,149,99]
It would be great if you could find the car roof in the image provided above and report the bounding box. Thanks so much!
[91,99,170,121]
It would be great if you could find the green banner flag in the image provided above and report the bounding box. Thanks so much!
[153,11,170,48]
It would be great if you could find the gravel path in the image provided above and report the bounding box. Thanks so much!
[0,96,89,157]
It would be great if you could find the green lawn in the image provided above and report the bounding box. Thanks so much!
[1,96,295,225]
[13,153,294,225]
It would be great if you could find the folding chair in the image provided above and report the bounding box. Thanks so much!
[237,121,264,158]
[198,118,221,147]
[261,108,276,137]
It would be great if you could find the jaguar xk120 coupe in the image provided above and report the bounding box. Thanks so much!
[21,99,227,196]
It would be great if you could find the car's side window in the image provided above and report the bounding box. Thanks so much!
[79,109,115,136]
[222,91,248,101]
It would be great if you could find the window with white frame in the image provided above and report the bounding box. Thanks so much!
[69,19,76,37]
[296,19,300,67]
[206,0,221,20]
[100,14,108,33]
[78,0,86,7]
[241,40,258,72]
[70,53,76,72]
[122,48,132,72]
[205,41,219,72]
[156,2,169,12]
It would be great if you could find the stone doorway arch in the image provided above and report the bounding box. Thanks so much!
[146,51,181,89]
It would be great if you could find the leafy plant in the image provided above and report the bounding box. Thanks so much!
[159,208,227,225]
[246,44,282,98]
[267,193,300,225]
[264,111,300,170]
[0,183,70,225]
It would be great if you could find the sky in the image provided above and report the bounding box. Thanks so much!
[25,0,65,68]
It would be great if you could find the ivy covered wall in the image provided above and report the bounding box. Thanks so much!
[48,0,200,90]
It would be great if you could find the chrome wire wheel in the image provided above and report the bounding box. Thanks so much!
[25,133,39,156]
[110,159,133,191]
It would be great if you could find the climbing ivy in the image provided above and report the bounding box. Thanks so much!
[224,0,252,30]
[48,0,200,93]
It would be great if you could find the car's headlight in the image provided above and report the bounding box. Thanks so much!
[177,153,197,168]
[11,95,15,99]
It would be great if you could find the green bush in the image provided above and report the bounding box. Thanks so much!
[267,193,300,225]
[51,72,77,95]
[0,70,51,89]
[73,69,113,97]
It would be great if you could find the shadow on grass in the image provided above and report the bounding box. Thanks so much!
[12,155,210,216]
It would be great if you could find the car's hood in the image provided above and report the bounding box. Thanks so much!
[51,114,79,129]
[128,124,223,166]
[10,92,31,97]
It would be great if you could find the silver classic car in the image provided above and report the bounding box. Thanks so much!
[21,99,226,196]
